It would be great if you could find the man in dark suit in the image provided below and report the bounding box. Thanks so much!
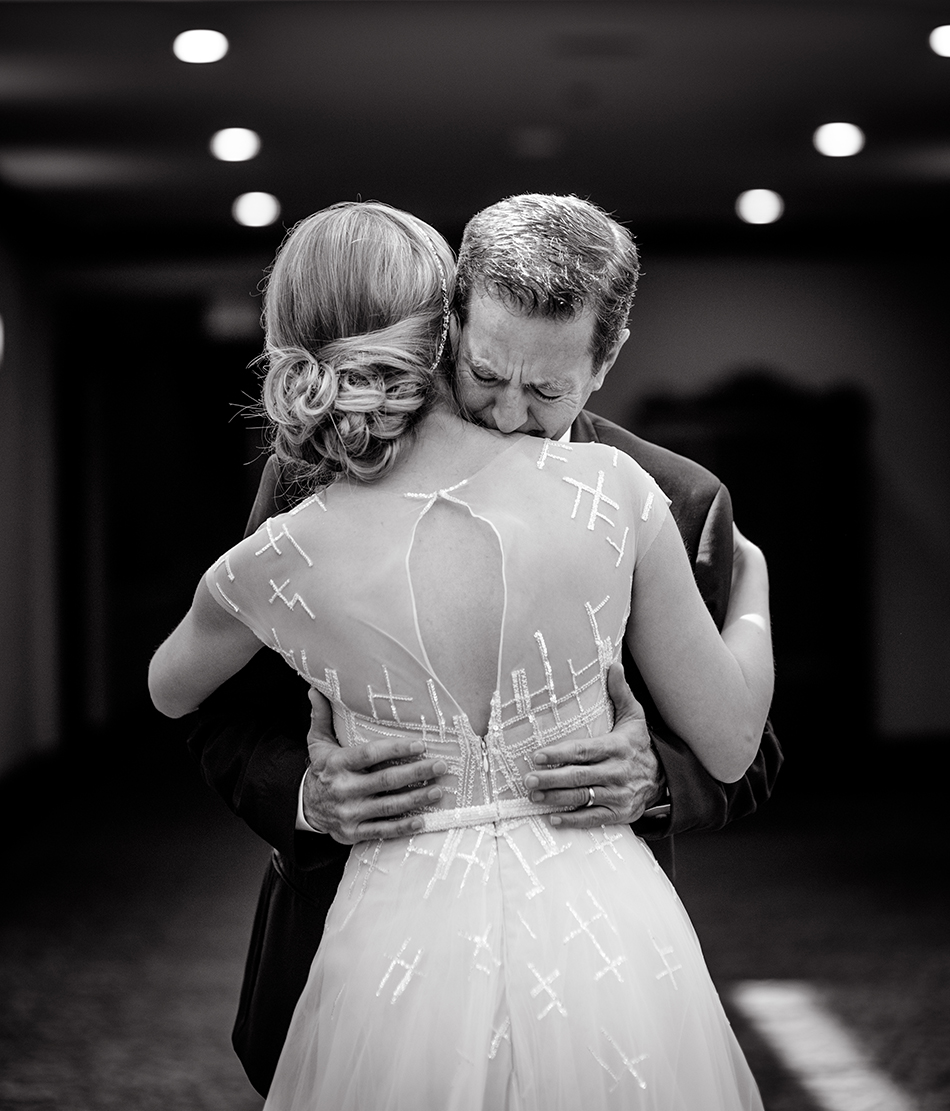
[188,194,782,1096]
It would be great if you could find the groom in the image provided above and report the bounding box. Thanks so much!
[188,193,782,1096]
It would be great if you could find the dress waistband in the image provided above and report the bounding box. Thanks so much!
[419,796,570,833]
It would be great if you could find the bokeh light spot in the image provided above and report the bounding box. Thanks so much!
[232,192,280,227]
[173,30,229,64]
[736,189,784,224]
[210,128,260,162]
[813,122,865,157]
[929,25,950,56]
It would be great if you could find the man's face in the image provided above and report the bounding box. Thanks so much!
[455,292,628,439]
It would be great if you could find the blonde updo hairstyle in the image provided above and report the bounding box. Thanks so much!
[261,201,454,487]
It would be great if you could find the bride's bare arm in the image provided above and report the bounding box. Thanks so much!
[148,578,263,719]
[626,516,773,783]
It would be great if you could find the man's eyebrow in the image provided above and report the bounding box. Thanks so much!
[532,374,570,391]
[467,357,500,375]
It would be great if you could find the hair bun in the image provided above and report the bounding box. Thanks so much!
[262,345,339,453]
[261,334,436,486]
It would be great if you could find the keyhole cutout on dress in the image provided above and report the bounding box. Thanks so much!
[407,496,505,737]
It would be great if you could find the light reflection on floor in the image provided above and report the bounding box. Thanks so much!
[733,981,918,1111]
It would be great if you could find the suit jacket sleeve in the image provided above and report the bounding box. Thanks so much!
[185,456,348,871]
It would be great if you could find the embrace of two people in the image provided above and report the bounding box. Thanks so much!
[150,194,782,1110]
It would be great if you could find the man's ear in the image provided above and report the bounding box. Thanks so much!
[591,328,630,390]
[448,312,461,356]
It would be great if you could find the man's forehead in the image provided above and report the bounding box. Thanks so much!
[462,295,595,361]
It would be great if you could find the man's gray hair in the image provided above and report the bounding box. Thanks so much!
[455,194,640,370]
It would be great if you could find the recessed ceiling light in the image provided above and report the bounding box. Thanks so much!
[813,122,865,157]
[929,25,950,56]
[173,30,229,64]
[211,128,260,162]
[736,189,784,225]
[232,192,280,227]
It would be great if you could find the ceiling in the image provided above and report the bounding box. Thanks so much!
[1,0,949,278]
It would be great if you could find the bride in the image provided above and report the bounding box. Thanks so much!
[149,201,771,1110]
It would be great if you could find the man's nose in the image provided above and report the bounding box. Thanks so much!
[492,390,528,434]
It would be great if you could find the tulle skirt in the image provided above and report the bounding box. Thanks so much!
[263,819,762,1111]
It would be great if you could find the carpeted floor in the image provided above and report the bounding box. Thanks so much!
[1,733,947,1110]
[1,739,268,1111]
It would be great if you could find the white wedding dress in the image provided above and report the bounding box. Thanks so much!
[207,429,763,1111]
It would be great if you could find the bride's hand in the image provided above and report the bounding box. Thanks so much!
[523,663,659,828]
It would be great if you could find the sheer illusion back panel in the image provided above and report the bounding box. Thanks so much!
[204,435,670,761]
[407,497,505,738]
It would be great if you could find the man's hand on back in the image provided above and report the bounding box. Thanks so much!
[302,691,448,844]
[302,740,449,844]
[523,662,662,828]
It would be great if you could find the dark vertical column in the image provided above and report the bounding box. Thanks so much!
[55,294,262,743]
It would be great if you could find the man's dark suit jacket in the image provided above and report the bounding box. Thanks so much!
[188,410,783,1097]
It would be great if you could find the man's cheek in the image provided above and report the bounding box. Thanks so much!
[471,386,494,411]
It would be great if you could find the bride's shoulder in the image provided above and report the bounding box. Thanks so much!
[560,440,671,508]
[573,439,660,478]
[539,437,635,475]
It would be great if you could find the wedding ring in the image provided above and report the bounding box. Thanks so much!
[585,786,596,808]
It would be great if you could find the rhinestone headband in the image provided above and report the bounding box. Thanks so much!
[426,237,451,373]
